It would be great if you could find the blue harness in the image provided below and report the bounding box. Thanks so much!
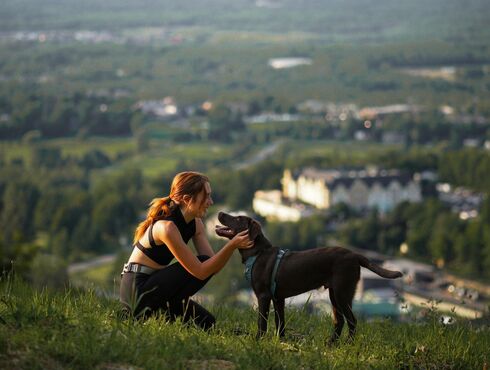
[244,249,288,299]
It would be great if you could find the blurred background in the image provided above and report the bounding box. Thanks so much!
[1,0,489,321]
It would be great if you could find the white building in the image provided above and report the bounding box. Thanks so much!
[282,168,422,213]
[252,190,314,222]
[134,97,178,118]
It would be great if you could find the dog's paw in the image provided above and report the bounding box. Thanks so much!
[255,332,266,341]
[326,337,340,347]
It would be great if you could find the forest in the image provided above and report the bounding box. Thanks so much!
[1,0,490,290]
[1,141,490,291]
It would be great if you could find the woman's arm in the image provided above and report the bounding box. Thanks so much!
[154,220,251,280]
[192,218,215,257]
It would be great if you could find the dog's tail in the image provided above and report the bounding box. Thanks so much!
[357,254,403,279]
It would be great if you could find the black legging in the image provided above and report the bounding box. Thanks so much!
[120,255,215,330]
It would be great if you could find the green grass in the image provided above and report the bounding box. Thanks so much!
[0,137,135,164]
[53,137,135,159]
[108,141,234,178]
[1,277,488,369]
[0,136,237,178]
[110,152,179,178]
[283,140,400,158]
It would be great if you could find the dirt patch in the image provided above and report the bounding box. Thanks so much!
[186,359,236,370]
[96,363,144,370]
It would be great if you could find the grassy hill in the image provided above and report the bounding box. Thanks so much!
[1,277,488,369]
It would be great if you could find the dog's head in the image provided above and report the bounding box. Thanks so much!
[215,212,262,241]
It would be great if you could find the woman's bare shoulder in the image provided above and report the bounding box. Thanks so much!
[153,219,177,234]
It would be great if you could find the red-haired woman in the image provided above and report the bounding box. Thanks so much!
[120,171,252,330]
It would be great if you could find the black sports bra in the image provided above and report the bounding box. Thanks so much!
[134,206,196,265]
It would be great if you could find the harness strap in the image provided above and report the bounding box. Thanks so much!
[243,249,288,300]
[244,255,257,284]
[270,249,288,299]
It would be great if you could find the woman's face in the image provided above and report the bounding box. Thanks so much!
[189,182,213,218]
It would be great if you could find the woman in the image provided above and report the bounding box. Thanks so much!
[120,171,253,330]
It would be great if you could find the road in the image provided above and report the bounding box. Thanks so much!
[67,254,117,275]
[235,140,284,170]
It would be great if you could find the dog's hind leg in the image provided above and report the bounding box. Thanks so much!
[334,278,358,342]
[257,295,271,339]
[273,298,285,338]
[327,289,344,345]
[343,304,357,342]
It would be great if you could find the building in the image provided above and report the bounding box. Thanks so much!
[358,104,422,120]
[134,97,178,118]
[282,168,421,213]
[252,190,314,222]
[436,183,484,220]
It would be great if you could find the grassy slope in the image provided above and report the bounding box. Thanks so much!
[1,278,488,369]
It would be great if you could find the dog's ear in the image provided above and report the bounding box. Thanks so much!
[248,219,262,241]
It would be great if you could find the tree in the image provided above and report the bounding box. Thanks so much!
[480,196,490,226]
[91,192,137,252]
[70,215,93,257]
[34,189,64,232]
[31,147,64,168]
[356,210,379,250]
[405,200,445,258]
[428,214,460,266]
[130,111,145,135]
[453,234,470,271]
[135,128,149,154]
[207,105,244,142]
[463,220,485,276]
[482,227,490,279]
[79,150,111,169]
[50,190,91,237]
[50,228,70,258]
[1,181,39,243]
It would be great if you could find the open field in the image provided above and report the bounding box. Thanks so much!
[0,137,134,163]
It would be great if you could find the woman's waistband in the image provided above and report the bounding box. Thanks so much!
[121,262,157,276]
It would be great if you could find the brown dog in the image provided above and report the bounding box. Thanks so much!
[215,211,403,343]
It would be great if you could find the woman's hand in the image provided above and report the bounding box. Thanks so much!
[229,230,254,250]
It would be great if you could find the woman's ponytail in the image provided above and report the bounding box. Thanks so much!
[132,196,175,244]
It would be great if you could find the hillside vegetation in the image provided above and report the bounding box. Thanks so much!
[1,277,489,369]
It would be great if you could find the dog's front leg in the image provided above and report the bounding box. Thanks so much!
[256,295,271,339]
[273,298,285,338]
